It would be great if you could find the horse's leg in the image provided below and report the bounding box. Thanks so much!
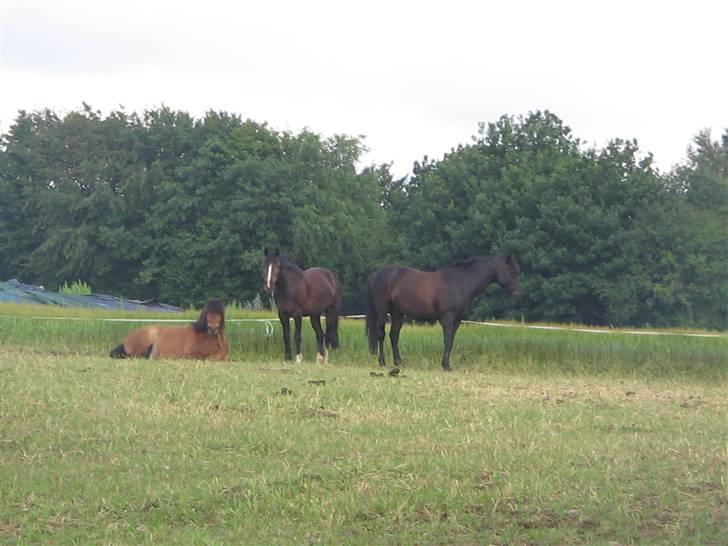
[279,311,292,361]
[389,312,404,367]
[440,314,461,371]
[293,314,303,364]
[209,337,229,361]
[377,311,387,367]
[310,314,326,363]
[324,305,340,349]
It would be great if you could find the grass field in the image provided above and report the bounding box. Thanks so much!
[1,304,727,544]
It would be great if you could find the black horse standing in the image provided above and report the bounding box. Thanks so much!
[366,255,522,371]
[264,248,342,363]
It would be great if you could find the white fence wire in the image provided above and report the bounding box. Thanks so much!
[15,314,726,339]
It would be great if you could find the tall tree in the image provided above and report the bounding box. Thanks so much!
[1,106,725,329]
[390,112,669,325]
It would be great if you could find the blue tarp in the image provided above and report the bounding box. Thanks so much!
[0,279,183,312]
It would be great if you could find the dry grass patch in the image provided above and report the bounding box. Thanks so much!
[1,336,726,545]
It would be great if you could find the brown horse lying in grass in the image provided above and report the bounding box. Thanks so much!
[109,299,229,360]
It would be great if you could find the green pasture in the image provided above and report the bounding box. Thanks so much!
[0,302,726,380]
[1,304,726,544]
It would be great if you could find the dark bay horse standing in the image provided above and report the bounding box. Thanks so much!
[366,255,522,371]
[264,248,342,363]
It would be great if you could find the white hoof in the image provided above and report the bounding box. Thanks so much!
[295,354,302,364]
[316,352,325,364]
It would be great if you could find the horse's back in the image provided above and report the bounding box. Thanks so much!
[369,265,444,319]
[149,326,189,357]
[305,266,339,287]
[303,267,341,308]
[123,326,159,356]
[369,265,439,291]
[368,265,402,289]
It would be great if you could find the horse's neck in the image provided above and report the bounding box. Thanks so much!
[277,262,305,300]
[453,258,498,300]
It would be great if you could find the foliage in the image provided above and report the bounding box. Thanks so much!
[58,280,92,295]
[387,112,727,329]
[0,106,387,308]
[0,107,726,328]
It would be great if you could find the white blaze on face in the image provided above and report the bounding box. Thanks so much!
[266,264,272,290]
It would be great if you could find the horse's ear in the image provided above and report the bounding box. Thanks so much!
[263,247,268,256]
[506,254,513,265]
[273,248,280,256]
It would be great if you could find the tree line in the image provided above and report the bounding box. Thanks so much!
[1,106,725,329]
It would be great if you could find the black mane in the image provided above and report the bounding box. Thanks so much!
[452,258,478,269]
[450,256,494,270]
[192,299,225,332]
[278,255,306,274]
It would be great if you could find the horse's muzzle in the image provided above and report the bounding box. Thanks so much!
[207,326,220,336]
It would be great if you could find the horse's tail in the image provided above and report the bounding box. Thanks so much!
[109,344,127,358]
[365,282,378,355]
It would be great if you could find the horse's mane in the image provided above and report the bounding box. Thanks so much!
[449,254,519,273]
[279,255,304,271]
[452,258,478,269]
[450,256,493,270]
[192,299,225,332]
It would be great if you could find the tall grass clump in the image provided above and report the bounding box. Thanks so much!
[58,280,92,295]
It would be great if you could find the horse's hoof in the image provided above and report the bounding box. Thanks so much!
[295,354,303,364]
[316,352,325,364]
[442,366,453,372]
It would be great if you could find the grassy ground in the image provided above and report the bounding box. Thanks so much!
[1,304,727,544]
[1,301,726,381]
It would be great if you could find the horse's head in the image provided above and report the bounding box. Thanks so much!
[263,247,281,292]
[193,299,225,336]
[496,255,523,300]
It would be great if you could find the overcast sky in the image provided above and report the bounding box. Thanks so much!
[1,0,726,176]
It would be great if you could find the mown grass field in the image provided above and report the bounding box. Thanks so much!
[1,303,727,545]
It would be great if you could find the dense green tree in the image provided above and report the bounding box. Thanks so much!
[639,130,728,328]
[0,106,389,306]
[389,112,725,328]
[0,106,725,329]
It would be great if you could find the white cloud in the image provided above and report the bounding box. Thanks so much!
[1,0,726,175]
